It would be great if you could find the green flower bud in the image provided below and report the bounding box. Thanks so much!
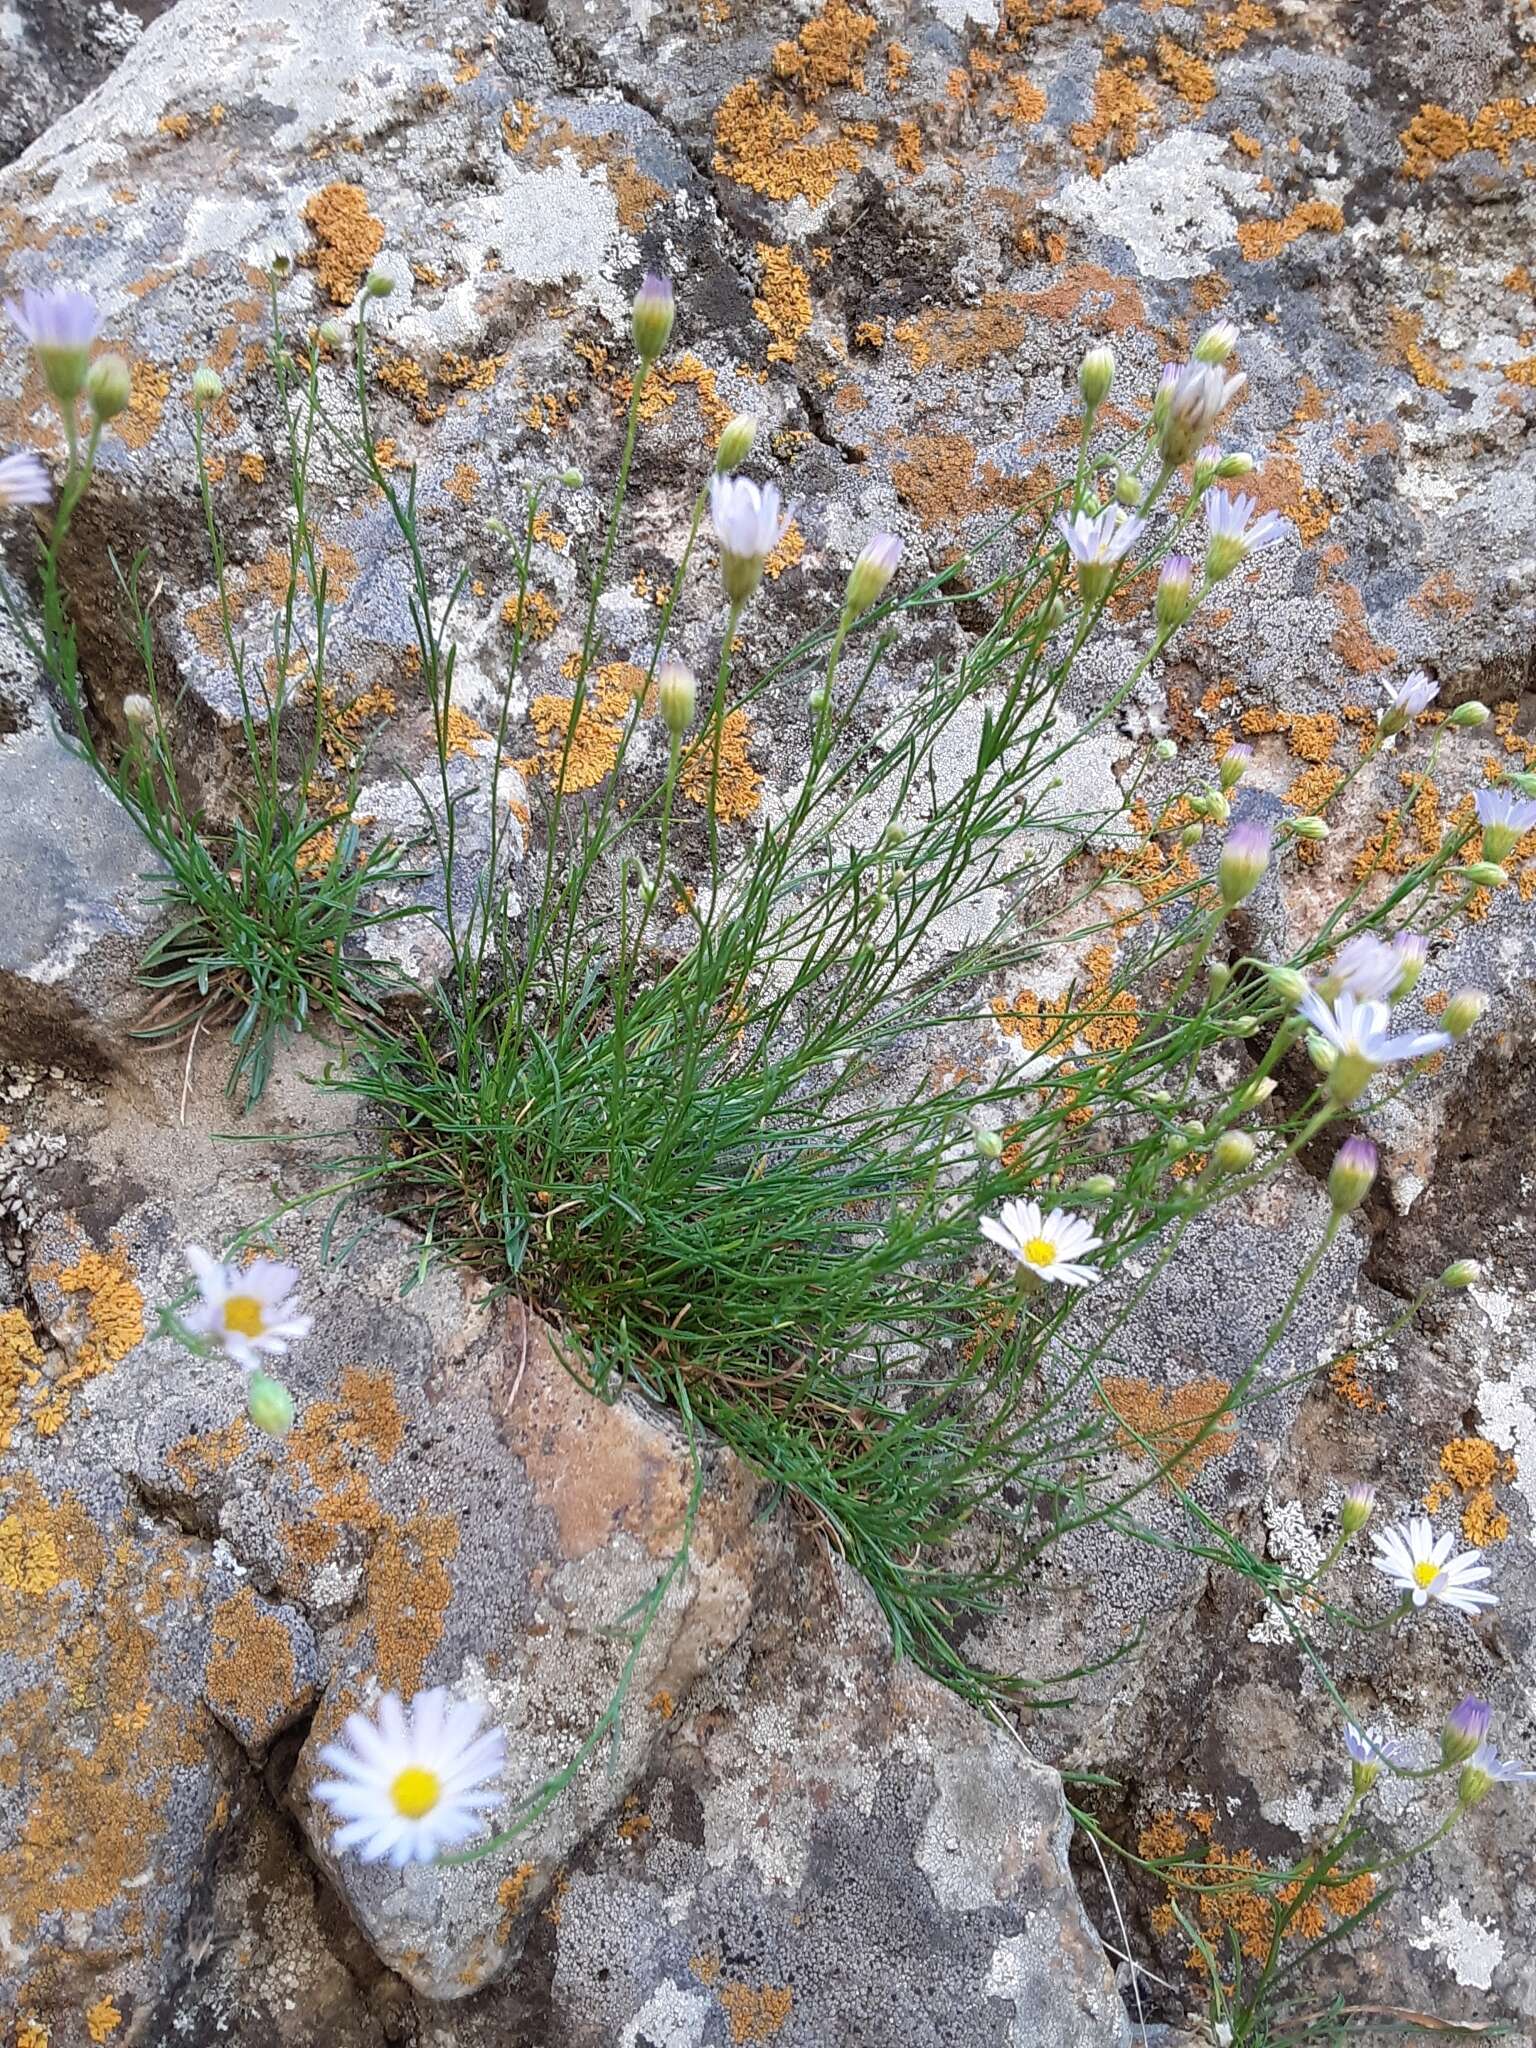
[1457,861,1508,888]
[1078,345,1115,411]
[1328,1136,1378,1215]
[975,1128,1004,1161]
[191,366,224,408]
[808,685,830,717]
[1447,701,1489,729]
[1509,769,1536,799]
[715,413,757,472]
[657,660,697,737]
[247,1371,295,1438]
[560,466,584,487]
[1442,988,1487,1039]
[1180,822,1203,847]
[1339,1482,1375,1536]
[1287,815,1329,842]
[1114,469,1142,508]
[319,318,349,349]
[631,271,675,362]
[1194,320,1239,366]
[1215,450,1254,478]
[1212,1129,1256,1175]
[1153,737,1177,762]
[1228,1013,1260,1036]
[1234,1075,1277,1110]
[364,269,395,299]
[85,351,133,424]
[879,820,907,851]
[1207,961,1231,999]
[1079,1173,1116,1199]
[1441,1258,1480,1289]
[1266,965,1308,1006]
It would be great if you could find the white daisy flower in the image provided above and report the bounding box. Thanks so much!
[184,1244,313,1373]
[1296,988,1449,1104]
[1327,931,1426,1004]
[1370,1516,1498,1617]
[709,472,793,605]
[313,1688,506,1865]
[980,1198,1102,1287]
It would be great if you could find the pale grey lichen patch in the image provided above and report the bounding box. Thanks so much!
[1411,1899,1506,1992]
[1054,132,1262,282]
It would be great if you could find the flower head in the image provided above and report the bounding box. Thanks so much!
[1441,1695,1493,1766]
[1202,488,1291,581]
[0,450,50,509]
[1328,1136,1378,1215]
[1344,1721,1406,1792]
[7,287,101,404]
[1378,670,1437,736]
[1441,988,1487,1040]
[845,532,902,616]
[1155,360,1246,468]
[1327,931,1427,1004]
[980,1199,1101,1288]
[715,412,756,473]
[1370,1516,1497,1616]
[313,1688,505,1864]
[183,1244,313,1373]
[709,473,792,606]
[1218,817,1271,908]
[1194,320,1240,365]
[1458,1742,1535,1806]
[656,660,696,738]
[1474,786,1536,864]
[1296,989,1450,1104]
[631,272,675,363]
[1339,1482,1375,1536]
[1154,552,1197,633]
[1054,505,1145,603]
[1078,344,1115,411]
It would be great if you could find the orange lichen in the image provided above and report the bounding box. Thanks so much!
[0,1307,44,1450]
[1097,1376,1236,1485]
[1138,1810,1191,1860]
[114,358,171,452]
[1386,306,1449,393]
[34,1240,144,1438]
[527,662,647,793]
[633,352,736,438]
[503,588,561,642]
[893,120,925,174]
[1328,1350,1383,1413]
[1436,1436,1517,1545]
[764,521,804,580]
[1236,198,1344,263]
[770,0,877,99]
[1230,128,1263,157]
[442,707,491,759]
[753,246,813,362]
[205,1587,297,1734]
[1070,63,1155,168]
[717,1986,794,2044]
[713,82,862,205]
[1156,37,1215,106]
[1002,75,1048,125]
[680,708,761,821]
[302,182,385,304]
[85,2000,123,2043]
[1400,98,1536,180]
[1203,1,1274,52]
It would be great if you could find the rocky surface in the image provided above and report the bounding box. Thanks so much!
[0,0,1534,2038]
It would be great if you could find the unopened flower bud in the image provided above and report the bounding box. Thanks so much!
[1078,345,1115,411]
[1458,861,1508,889]
[808,685,830,717]
[247,1370,295,1438]
[1228,1013,1260,1036]
[1235,1075,1277,1110]
[1509,770,1536,799]
[1147,1089,1175,1107]
[122,692,155,729]
[1155,553,1198,634]
[1390,934,1428,998]
[1441,1258,1480,1289]
[1266,966,1308,1007]
[1180,821,1203,848]
[846,532,902,616]
[319,318,349,348]
[1339,1482,1375,1536]
[1219,744,1252,792]
[191,366,224,408]
[1457,1756,1499,1807]
[1114,469,1142,508]
[1447,701,1489,729]
[1306,1032,1337,1074]
[715,413,756,472]
[1287,815,1329,842]
[879,820,906,851]
[1153,737,1177,762]
[364,269,394,299]
[975,1128,1004,1161]
[1215,450,1254,478]
[1079,1173,1116,1199]
[1038,591,1067,633]
[1328,1135,1378,1215]
[560,466,584,487]
[1194,320,1239,365]
[1442,988,1487,1039]
[1218,818,1272,908]
[1212,1129,1256,1175]
[1193,444,1221,490]
[631,271,675,362]
[85,351,132,424]
[1442,1697,1492,1767]
[1207,961,1231,999]
[269,250,292,277]
[657,660,696,737]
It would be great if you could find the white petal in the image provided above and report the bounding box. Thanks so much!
[314,1780,388,1822]
[377,1693,410,1751]
[410,1686,448,1759]
[1052,1263,1099,1287]
[185,1246,228,1301]
[979,1216,1022,1258]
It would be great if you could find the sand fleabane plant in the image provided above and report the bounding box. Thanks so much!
[0,275,422,1103]
[1369,1515,1498,1617]
[169,1242,313,1438]
[313,1689,506,1865]
[980,1199,1101,1291]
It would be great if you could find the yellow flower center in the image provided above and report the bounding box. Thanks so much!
[1412,1560,1438,1590]
[390,1766,441,1819]
[222,1294,265,1339]
[1023,1237,1057,1268]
